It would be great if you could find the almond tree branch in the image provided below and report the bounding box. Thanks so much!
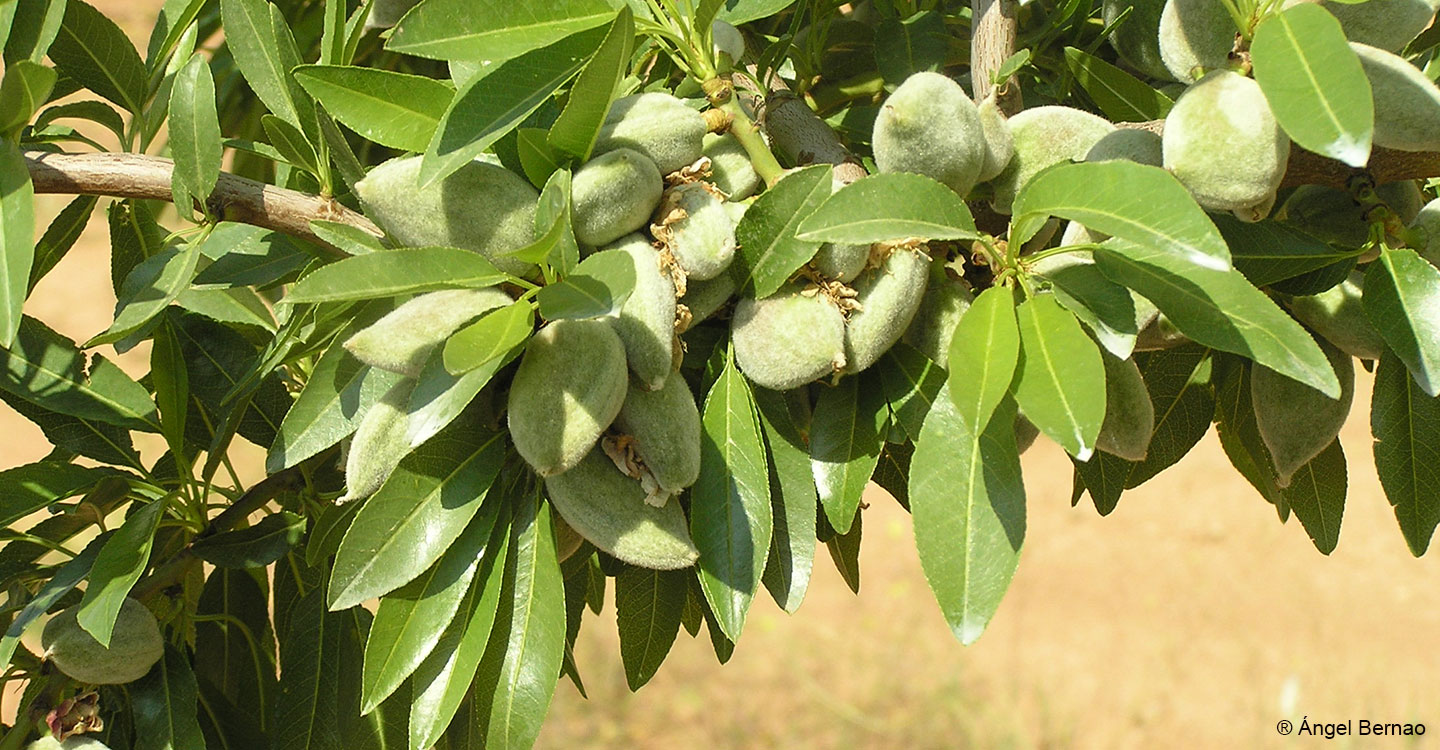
[22,151,382,254]
[971,0,1023,115]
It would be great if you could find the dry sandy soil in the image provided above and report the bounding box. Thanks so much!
[5,3,1440,748]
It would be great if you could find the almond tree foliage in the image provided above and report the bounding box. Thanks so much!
[1,0,1439,746]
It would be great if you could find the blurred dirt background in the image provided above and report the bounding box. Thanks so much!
[5,2,1439,748]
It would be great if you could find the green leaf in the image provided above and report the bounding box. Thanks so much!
[0,389,143,468]
[168,53,221,215]
[361,503,501,714]
[387,0,614,62]
[1364,247,1440,397]
[309,219,387,256]
[408,506,512,750]
[753,388,816,614]
[329,426,506,610]
[47,0,146,113]
[34,100,127,144]
[716,0,796,24]
[0,316,159,431]
[468,491,565,750]
[421,27,603,187]
[274,562,358,750]
[946,285,1020,434]
[76,498,164,646]
[615,566,686,690]
[809,374,885,534]
[3,0,66,65]
[1216,215,1357,288]
[1212,359,1285,509]
[1250,3,1372,168]
[285,247,505,303]
[194,567,274,716]
[443,301,535,375]
[1126,346,1214,487]
[1282,439,1347,554]
[1012,295,1106,460]
[130,644,207,750]
[796,173,978,245]
[1063,46,1173,121]
[548,7,631,161]
[0,461,120,527]
[1096,238,1340,398]
[875,341,947,443]
[536,247,636,320]
[169,310,290,450]
[191,512,307,568]
[516,128,565,187]
[0,60,57,135]
[149,316,189,459]
[0,530,106,668]
[732,164,833,298]
[692,355,772,640]
[294,65,453,153]
[0,142,34,349]
[874,10,947,84]
[1371,351,1440,555]
[29,194,96,291]
[825,511,862,593]
[1013,161,1231,271]
[262,113,320,175]
[910,389,1025,645]
[88,244,202,347]
[1036,255,1139,359]
[220,0,313,136]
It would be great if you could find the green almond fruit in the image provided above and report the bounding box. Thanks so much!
[1252,340,1354,486]
[1413,197,1440,267]
[614,375,702,495]
[679,272,736,326]
[602,234,677,390]
[342,379,416,504]
[544,447,700,570]
[1352,42,1440,152]
[901,265,974,367]
[354,155,539,277]
[843,247,931,374]
[702,132,761,200]
[573,148,665,247]
[732,288,847,390]
[507,318,629,476]
[1096,352,1156,461]
[1289,0,1440,52]
[1163,70,1289,215]
[992,106,1115,213]
[1279,181,1424,248]
[659,182,738,281]
[42,597,162,685]
[1286,271,1388,360]
[1158,0,1237,83]
[976,94,1015,183]
[812,242,870,283]
[1104,0,1174,80]
[1086,128,1164,166]
[594,92,707,175]
[343,288,512,378]
[873,72,986,197]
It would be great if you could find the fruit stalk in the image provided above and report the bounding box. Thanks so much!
[718,97,786,186]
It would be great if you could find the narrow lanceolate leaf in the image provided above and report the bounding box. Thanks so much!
[547,7,632,160]
[190,512,307,568]
[1097,238,1339,399]
[294,66,454,152]
[0,531,107,668]
[753,388,816,614]
[1364,248,1440,397]
[1063,46,1173,121]
[1216,215,1356,288]
[220,0,312,134]
[361,504,501,715]
[168,53,221,213]
[408,510,512,750]
[1212,359,1285,510]
[0,142,34,348]
[692,356,773,640]
[47,0,147,113]
[1126,346,1214,488]
[0,60,58,135]
[809,374,885,534]
[328,427,506,610]
[1,317,159,430]
[387,0,615,62]
[0,462,121,529]
[275,564,354,750]
[1371,352,1440,556]
[875,341,946,443]
[422,27,604,187]
[910,388,1026,645]
[732,164,833,298]
[268,336,405,473]
[444,301,535,375]
[1013,161,1231,271]
[795,173,978,244]
[1038,256,1139,360]
[130,645,207,750]
[1012,295,1106,461]
[3,0,66,64]
[1250,3,1372,167]
[76,499,164,646]
[286,247,506,303]
[615,566,686,690]
[88,244,202,347]
[470,492,565,750]
[535,247,635,320]
[946,285,1020,434]
[30,194,97,291]
[1282,439,1347,554]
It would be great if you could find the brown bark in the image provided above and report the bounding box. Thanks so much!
[971,0,1023,115]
